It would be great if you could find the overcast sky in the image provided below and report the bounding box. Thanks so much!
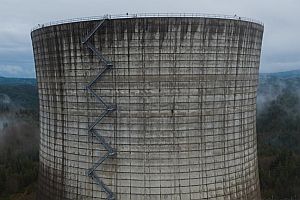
[0,0,299,78]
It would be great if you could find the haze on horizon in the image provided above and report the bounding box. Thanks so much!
[0,0,299,78]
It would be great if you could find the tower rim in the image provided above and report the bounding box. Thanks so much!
[31,12,264,32]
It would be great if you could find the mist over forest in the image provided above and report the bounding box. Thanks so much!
[0,77,39,200]
[0,71,300,199]
[256,70,300,199]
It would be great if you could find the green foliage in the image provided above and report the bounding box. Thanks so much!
[0,85,38,111]
[0,77,39,199]
[259,149,300,199]
[257,90,300,152]
[0,123,39,199]
[257,73,300,199]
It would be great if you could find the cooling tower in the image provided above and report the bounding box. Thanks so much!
[31,14,264,200]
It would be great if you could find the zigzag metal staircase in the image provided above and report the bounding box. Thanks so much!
[82,18,117,200]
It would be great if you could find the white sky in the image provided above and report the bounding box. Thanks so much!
[0,0,299,77]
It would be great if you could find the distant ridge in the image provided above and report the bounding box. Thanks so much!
[0,76,36,85]
[260,69,300,79]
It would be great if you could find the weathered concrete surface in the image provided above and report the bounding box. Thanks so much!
[31,17,263,199]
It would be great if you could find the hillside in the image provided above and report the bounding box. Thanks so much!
[0,77,38,111]
[0,77,39,200]
[0,70,300,199]
[257,70,300,198]
[0,77,36,86]
[257,70,300,152]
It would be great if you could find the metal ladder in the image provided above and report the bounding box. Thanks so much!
[82,18,117,200]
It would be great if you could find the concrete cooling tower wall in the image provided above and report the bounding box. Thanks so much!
[31,14,264,200]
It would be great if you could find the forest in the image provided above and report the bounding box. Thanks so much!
[0,78,39,200]
[0,71,300,199]
[257,71,300,199]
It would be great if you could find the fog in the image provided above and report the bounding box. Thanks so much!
[257,74,300,115]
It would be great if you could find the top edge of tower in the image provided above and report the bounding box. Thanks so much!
[31,13,264,32]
